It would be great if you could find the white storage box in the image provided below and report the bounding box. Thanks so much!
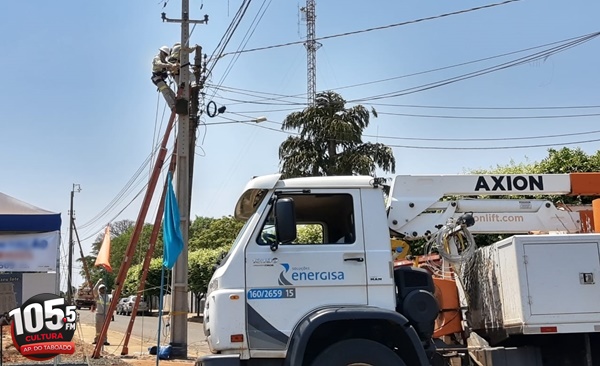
[463,234,600,343]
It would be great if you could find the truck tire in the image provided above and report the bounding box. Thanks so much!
[311,338,406,366]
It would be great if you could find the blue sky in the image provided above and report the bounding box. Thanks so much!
[2,0,600,287]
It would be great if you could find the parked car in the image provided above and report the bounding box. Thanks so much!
[124,295,149,316]
[116,297,129,315]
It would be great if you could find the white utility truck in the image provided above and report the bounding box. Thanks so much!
[197,173,600,366]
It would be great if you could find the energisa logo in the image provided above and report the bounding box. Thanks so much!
[278,263,345,286]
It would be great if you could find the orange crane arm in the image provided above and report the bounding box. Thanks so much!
[569,173,600,196]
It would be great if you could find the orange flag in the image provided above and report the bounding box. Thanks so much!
[94,225,113,272]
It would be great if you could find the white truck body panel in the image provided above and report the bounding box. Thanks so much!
[387,174,579,238]
[244,188,369,351]
[473,234,600,334]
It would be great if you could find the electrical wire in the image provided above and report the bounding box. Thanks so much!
[79,93,176,236]
[377,111,600,120]
[207,0,253,77]
[77,152,154,230]
[227,111,600,143]
[78,148,176,243]
[216,0,272,86]
[367,102,600,111]
[206,83,305,106]
[206,31,600,108]
[230,115,600,150]
[350,32,600,102]
[218,0,521,57]
[364,129,600,142]
[384,137,600,150]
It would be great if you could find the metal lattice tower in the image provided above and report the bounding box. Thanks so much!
[302,0,320,107]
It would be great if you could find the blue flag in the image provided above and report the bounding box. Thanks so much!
[163,172,183,269]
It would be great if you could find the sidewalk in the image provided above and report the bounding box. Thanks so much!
[1,323,199,366]
[75,322,201,366]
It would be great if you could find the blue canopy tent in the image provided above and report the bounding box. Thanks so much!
[0,193,62,312]
[0,192,61,232]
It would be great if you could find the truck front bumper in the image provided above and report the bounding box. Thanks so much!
[195,354,240,366]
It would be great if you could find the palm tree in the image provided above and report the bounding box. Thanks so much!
[279,91,395,178]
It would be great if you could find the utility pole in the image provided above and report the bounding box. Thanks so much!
[66,184,81,305]
[161,2,208,359]
[302,0,320,106]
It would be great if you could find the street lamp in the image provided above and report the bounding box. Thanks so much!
[204,116,267,125]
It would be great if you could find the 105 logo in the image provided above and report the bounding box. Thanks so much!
[8,293,77,361]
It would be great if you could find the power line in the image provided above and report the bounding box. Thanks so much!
[364,129,600,142]
[223,106,600,143]
[207,83,306,105]
[209,0,272,98]
[219,0,521,57]
[230,111,600,148]
[78,148,175,243]
[377,111,600,120]
[367,102,600,111]
[385,138,600,150]
[207,0,253,77]
[208,31,600,108]
[350,32,600,102]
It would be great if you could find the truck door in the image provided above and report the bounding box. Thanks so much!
[244,189,367,351]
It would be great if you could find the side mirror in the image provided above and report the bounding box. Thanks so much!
[273,197,297,251]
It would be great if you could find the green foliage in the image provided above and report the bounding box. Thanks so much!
[189,216,216,242]
[296,224,323,243]
[188,248,230,294]
[189,216,245,250]
[468,158,538,175]
[470,147,600,205]
[279,91,395,178]
[78,216,244,296]
[123,257,165,298]
[537,147,600,174]
[81,220,160,289]
[464,147,600,247]
[536,148,600,204]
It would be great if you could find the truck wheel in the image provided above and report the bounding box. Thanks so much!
[311,338,406,366]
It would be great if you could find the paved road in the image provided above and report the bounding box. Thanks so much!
[77,309,210,357]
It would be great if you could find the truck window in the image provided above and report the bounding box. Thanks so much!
[257,193,355,245]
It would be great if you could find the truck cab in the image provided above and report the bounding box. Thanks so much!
[200,174,438,366]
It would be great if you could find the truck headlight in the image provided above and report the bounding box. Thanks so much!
[208,277,219,294]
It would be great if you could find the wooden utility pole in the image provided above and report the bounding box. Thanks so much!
[161,2,208,358]
[66,183,80,304]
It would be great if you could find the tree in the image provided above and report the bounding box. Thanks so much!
[189,216,216,243]
[81,220,158,289]
[296,224,323,243]
[468,158,538,175]
[123,257,165,299]
[460,147,600,248]
[188,248,230,294]
[189,216,245,250]
[279,91,395,178]
[537,147,600,175]
[472,148,600,205]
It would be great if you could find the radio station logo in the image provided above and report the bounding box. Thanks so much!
[9,293,77,361]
